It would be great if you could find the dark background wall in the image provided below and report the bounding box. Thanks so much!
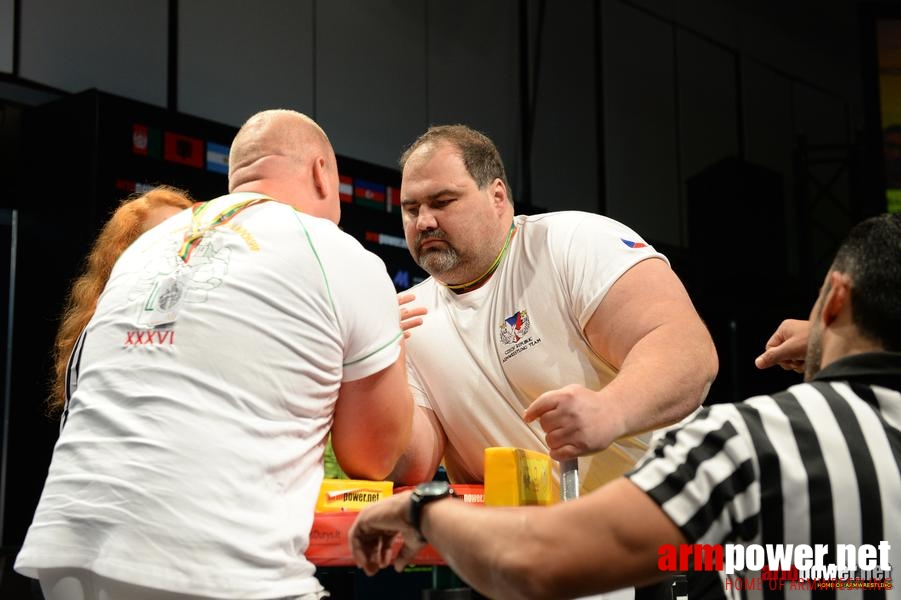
[0,0,894,596]
[0,1,879,234]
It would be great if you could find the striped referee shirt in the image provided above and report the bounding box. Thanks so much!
[628,352,901,599]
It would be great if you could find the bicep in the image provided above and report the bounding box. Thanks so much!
[333,346,414,480]
[584,257,701,367]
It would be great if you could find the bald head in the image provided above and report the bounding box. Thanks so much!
[227,109,340,222]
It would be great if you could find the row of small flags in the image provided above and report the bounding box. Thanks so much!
[132,123,229,175]
[340,176,402,212]
[132,123,401,211]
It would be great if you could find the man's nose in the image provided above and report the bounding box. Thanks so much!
[417,206,438,231]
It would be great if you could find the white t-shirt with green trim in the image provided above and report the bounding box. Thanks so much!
[16,193,402,599]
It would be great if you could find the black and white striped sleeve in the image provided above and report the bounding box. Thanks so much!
[626,403,763,545]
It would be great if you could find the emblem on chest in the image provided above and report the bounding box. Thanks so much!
[499,309,542,363]
[499,310,530,344]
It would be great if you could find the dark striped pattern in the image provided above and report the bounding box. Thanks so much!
[61,327,88,430]
[628,373,900,600]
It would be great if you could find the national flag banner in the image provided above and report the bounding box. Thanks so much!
[115,179,136,193]
[206,141,230,175]
[339,174,353,203]
[354,179,386,210]
[163,131,204,168]
[620,238,648,249]
[386,185,401,213]
[132,124,161,158]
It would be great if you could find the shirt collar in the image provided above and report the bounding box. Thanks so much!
[812,352,901,391]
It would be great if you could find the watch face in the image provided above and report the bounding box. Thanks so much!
[417,480,451,496]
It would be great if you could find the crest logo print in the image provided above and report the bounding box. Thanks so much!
[499,310,530,345]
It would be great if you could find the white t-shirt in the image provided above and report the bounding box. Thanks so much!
[15,193,403,599]
[405,211,665,492]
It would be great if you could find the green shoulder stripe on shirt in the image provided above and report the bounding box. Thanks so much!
[293,211,337,317]
[290,211,401,367]
[344,330,403,367]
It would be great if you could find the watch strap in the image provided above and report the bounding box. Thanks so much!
[409,481,454,542]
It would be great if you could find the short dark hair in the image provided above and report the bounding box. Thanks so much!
[832,212,901,350]
[399,124,513,203]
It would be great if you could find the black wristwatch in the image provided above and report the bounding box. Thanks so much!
[409,480,454,542]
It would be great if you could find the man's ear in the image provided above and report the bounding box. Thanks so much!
[821,271,852,326]
[312,156,331,200]
[490,178,509,211]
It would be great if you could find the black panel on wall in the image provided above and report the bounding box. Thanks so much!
[686,156,809,405]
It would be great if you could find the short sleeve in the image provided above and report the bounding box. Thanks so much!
[317,229,403,382]
[626,404,761,545]
[543,212,668,329]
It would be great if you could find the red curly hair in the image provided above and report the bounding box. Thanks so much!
[48,185,194,415]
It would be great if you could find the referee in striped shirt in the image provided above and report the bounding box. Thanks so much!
[348,212,901,600]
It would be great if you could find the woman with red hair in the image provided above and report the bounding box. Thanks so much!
[48,185,193,417]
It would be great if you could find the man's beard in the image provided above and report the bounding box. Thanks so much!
[414,231,461,275]
[804,319,823,382]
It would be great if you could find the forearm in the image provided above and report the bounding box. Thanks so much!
[608,318,717,435]
[388,406,444,485]
[421,479,678,599]
[422,501,549,600]
[351,480,681,598]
